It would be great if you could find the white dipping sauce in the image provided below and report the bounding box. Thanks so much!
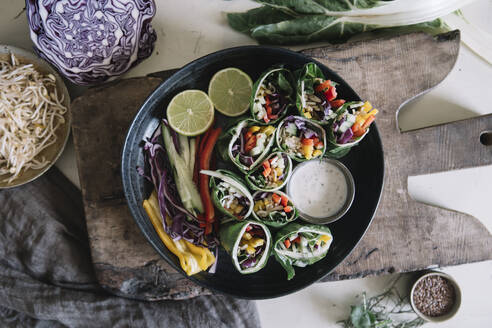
[289,160,348,218]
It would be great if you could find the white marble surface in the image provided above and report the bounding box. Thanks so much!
[1,0,491,327]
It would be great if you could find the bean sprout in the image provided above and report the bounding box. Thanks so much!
[0,54,67,184]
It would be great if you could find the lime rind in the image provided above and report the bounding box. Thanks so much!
[208,68,253,117]
[167,90,214,136]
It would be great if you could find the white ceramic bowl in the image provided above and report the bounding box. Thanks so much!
[286,158,355,224]
[0,45,71,189]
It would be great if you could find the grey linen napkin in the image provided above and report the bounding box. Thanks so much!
[0,168,260,328]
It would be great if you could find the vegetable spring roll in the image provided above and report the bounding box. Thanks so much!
[251,67,295,125]
[219,119,276,172]
[273,223,333,280]
[252,191,298,228]
[245,152,292,191]
[296,62,344,124]
[276,116,326,162]
[220,220,272,274]
[200,169,254,220]
[325,101,378,158]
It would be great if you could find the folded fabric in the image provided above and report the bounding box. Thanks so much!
[0,168,260,328]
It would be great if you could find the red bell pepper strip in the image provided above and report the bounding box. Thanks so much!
[280,194,288,207]
[244,135,256,153]
[324,86,337,101]
[315,80,331,93]
[199,127,222,234]
[272,193,281,204]
[329,99,345,108]
[284,239,291,248]
[301,138,314,146]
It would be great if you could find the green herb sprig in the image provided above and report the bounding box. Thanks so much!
[338,277,425,328]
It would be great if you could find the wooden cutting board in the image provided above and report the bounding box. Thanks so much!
[71,31,492,301]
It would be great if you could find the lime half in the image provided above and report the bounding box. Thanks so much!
[167,90,214,136]
[208,68,253,117]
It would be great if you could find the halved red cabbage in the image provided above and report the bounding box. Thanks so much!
[26,0,157,85]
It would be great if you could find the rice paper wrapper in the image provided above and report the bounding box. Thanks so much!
[222,119,276,173]
[273,223,333,280]
[325,103,369,159]
[250,67,295,125]
[206,169,254,221]
[245,151,292,192]
[295,62,331,124]
[219,220,272,274]
[276,116,327,162]
[251,190,298,228]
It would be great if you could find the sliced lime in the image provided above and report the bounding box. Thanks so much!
[208,68,253,117]
[166,90,214,136]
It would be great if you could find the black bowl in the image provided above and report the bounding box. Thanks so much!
[122,46,384,299]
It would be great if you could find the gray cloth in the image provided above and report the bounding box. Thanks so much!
[0,168,260,328]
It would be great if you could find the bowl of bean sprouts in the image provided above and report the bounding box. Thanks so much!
[0,45,71,188]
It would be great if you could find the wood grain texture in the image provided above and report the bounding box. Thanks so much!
[72,31,492,300]
[72,77,210,300]
[301,31,492,281]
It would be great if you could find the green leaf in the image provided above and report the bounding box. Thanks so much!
[227,6,293,33]
[272,223,333,279]
[256,0,327,15]
[227,1,448,46]
[251,15,375,45]
[277,71,294,95]
[350,305,371,328]
[314,0,389,11]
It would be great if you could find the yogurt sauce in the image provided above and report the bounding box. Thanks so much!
[288,160,349,218]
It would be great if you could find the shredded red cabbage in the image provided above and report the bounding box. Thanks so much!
[337,128,354,144]
[268,93,287,116]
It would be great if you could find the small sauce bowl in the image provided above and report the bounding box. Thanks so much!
[410,271,462,322]
[286,158,355,224]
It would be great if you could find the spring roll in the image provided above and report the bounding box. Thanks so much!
[220,220,272,274]
[273,223,333,280]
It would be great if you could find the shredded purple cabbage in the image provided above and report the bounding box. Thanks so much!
[294,118,306,130]
[26,0,157,85]
[267,93,287,117]
[302,128,317,139]
[239,153,254,166]
[337,128,354,144]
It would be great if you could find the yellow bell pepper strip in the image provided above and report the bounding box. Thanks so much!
[143,191,215,276]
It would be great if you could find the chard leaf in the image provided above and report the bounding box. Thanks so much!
[277,72,294,95]
[227,0,450,45]
[256,0,327,15]
[258,0,389,13]
[314,0,391,11]
[227,6,294,33]
[251,15,376,45]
